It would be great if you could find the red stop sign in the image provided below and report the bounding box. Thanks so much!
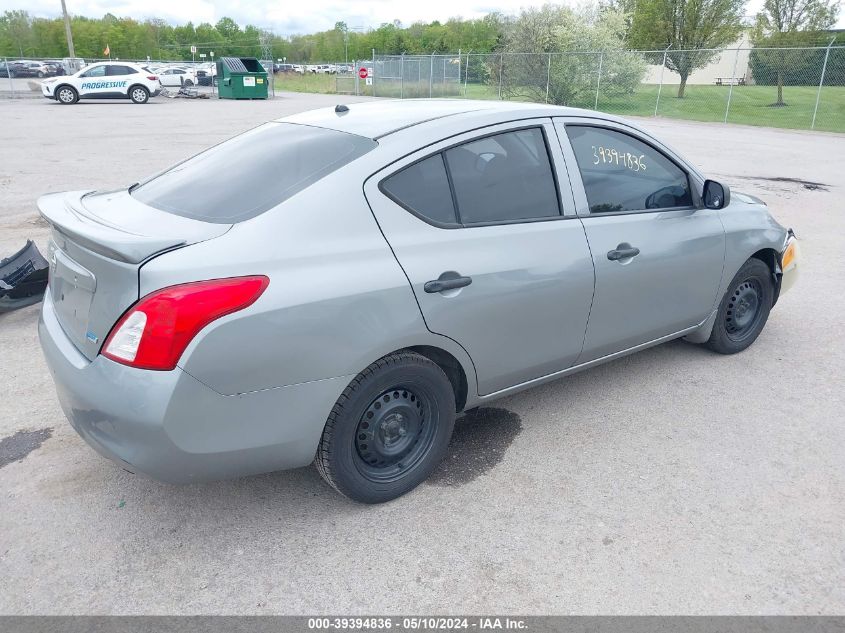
[358,67,369,79]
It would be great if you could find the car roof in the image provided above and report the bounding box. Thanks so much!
[279,99,623,140]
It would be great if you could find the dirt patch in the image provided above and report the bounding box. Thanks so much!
[427,407,522,487]
[0,428,53,469]
[750,176,829,192]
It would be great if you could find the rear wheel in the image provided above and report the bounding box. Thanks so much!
[315,351,456,503]
[129,85,149,104]
[56,86,77,104]
[184,79,194,87]
[706,258,774,354]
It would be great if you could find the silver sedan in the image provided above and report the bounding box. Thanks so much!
[38,101,799,503]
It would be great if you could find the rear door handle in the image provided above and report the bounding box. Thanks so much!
[607,245,640,261]
[424,275,472,293]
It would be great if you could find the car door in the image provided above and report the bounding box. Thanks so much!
[159,69,177,86]
[76,64,107,97]
[105,64,135,94]
[365,120,595,396]
[554,118,725,363]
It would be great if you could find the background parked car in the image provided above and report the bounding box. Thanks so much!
[158,67,198,87]
[195,63,216,86]
[1,60,52,78]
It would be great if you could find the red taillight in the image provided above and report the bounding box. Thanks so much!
[101,276,269,371]
[147,75,157,81]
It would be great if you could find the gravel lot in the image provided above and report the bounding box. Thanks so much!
[0,93,843,615]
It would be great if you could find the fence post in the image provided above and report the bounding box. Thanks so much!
[464,53,470,97]
[355,59,359,96]
[724,47,741,123]
[654,45,671,117]
[811,37,836,130]
[545,53,551,103]
[372,48,376,97]
[429,53,434,98]
[594,51,604,110]
[5,57,13,98]
[498,53,503,99]
[400,53,404,99]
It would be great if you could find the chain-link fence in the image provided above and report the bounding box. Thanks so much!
[386,47,844,133]
[3,48,842,132]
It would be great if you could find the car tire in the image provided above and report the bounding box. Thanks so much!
[706,258,774,354]
[129,85,149,104]
[315,351,456,504]
[184,79,194,87]
[37,71,44,78]
[55,86,78,105]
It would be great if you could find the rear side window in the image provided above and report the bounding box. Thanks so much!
[107,65,136,76]
[446,128,559,224]
[381,155,457,225]
[132,123,377,223]
[381,127,560,227]
[566,126,692,214]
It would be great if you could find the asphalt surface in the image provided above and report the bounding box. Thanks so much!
[0,93,843,615]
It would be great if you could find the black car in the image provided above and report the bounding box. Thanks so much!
[0,61,51,78]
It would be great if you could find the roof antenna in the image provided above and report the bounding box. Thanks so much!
[335,104,350,114]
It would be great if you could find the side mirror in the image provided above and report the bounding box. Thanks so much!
[703,180,730,210]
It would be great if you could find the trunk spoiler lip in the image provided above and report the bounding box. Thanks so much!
[38,190,190,264]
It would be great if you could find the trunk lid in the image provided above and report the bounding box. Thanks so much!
[38,189,230,360]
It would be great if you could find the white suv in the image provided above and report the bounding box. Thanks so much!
[41,61,162,104]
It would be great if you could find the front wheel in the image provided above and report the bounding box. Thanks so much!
[129,85,149,104]
[706,258,774,354]
[56,86,77,104]
[315,351,456,503]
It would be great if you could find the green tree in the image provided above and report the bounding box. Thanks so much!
[499,5,646,106]
[628,0,746,97]
[751,0,839,105]
[1,10,34,57]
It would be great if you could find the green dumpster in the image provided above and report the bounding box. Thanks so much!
[216,57,269,99]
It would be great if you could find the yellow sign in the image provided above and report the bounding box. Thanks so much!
[257,78,264,84]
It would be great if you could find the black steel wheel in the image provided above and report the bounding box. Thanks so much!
[724,278,764,342]
[354,386,438,483]
[315,351,456,503]
[707,258,774,354]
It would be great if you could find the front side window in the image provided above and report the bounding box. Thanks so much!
[566,126,692,214]
[132,122,377,223]
[80,65,106,78]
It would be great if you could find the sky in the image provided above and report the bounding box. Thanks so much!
[2,0,843,34]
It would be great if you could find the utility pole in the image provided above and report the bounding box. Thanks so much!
[60,0,76,58]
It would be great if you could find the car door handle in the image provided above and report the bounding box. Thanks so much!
[607,246,640,261]
[424,276,472,293]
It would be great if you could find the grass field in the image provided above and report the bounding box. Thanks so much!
[273,72,845,133]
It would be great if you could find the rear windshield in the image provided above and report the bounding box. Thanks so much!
[132,122,377,223]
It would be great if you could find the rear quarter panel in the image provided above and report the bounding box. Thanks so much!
[138,158,477,398]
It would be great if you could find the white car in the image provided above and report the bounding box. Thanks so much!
[41,61,161,104]
[157,67,198,87]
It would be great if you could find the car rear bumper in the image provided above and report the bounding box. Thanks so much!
[38,288,349,483]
